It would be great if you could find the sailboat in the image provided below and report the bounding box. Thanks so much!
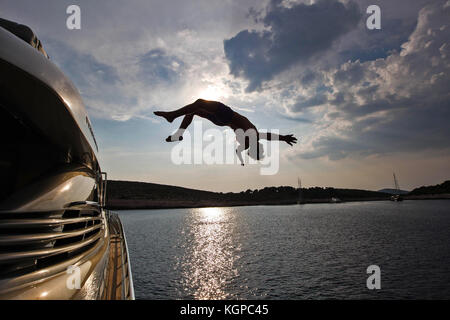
[390,172,404,202]
[330,196,342,203]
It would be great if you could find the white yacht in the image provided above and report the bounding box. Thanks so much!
[0,18,134,299]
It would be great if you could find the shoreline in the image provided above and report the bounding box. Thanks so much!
[106,195,450,210]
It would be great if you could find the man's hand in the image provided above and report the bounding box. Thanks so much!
[282,134,298,146]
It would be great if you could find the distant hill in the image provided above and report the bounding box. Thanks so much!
[378,188,409,195]
[107,180,217,201]
[408,180,450,195]
[106,180,390,210]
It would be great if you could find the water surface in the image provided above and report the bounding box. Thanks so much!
[118,200,450,299]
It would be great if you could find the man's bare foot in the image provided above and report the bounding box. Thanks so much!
[165,135,183,142]
[154,111,175,123]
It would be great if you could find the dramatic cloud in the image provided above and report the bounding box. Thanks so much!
[138,48,185,84]
[3,0,449,190]
[288,0,450,160]
[45,39,120,89]
[224,0,362,91]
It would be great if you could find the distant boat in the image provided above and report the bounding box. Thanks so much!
[330,197,341,203]
[390,172,404,202]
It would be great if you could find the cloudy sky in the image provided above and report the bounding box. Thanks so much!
[2,0,449,192]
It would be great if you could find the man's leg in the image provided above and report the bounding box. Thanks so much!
[155,99,207,123]
[165,107,219,141]
[166,114,194,142]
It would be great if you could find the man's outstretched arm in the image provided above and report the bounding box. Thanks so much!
[259,132,298,146]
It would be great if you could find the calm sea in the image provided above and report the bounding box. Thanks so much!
[118,200,450,299]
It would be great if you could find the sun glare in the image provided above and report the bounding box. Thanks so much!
[200,207,225,221]
[198,85,227,101]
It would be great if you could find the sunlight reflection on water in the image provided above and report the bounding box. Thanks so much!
[177,207,240,299]
[119,201,450,299]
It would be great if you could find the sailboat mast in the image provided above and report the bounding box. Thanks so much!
[393,173,400,192]
[297,177,302,204]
